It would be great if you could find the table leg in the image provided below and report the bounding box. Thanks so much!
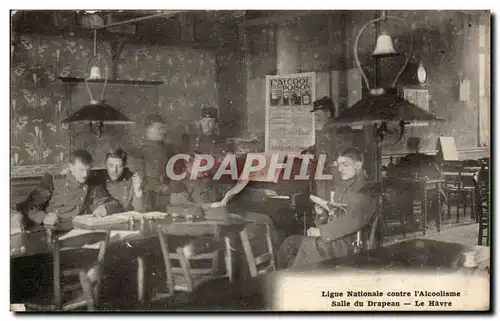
[436,183,441,233]
[224,236,233,283]
[303,212,307,236]
[422,188,427,236]
[457,177,461,223]
[137,256,145,308]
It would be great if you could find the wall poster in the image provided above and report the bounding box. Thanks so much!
[265,72,316,154]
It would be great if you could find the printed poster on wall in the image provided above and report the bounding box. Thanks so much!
[265,72,316,154]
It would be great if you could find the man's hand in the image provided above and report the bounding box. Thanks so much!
[93,205,108,217]
[132,173,143,197]
[314,204,326,216]
[307,227,321,237]
[43,212,59,226]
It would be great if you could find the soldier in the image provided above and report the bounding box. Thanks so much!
[104,148,146,212]
[183,105,225,155]
[140,114,183,211]
[25,150,122,228]
[278,148,378,269]
[180,106,227,204]
[302,96,336,157]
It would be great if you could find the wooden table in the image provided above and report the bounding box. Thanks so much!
[10,214,251,307]
[10,214,250,258]
[181,238,490,311]
[443,171,477,221]
[384,178,444,236]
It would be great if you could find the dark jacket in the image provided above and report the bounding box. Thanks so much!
[26,173,122,226]
[177,133,228,204]
[317,174,378,257]
[183,132,226,155]
[105,169,146,212]
[140,140,175,191]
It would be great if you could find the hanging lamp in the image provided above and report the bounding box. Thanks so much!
[62,29,134,137]
[335,11,443,138]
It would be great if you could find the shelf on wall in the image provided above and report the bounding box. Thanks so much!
[59,77,164,86]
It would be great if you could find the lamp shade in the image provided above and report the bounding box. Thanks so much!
[62,101,135,124]
[372,32,400,57]
[334,88,443,125]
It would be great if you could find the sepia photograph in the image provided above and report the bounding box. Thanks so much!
[7,6,491,312]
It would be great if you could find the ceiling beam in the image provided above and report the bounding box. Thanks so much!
[95,11,183,29]
[240,10,331,28]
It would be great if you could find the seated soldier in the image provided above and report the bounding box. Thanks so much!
[104,148,147,212]
[24,150,122,228]
[278,148,378,269]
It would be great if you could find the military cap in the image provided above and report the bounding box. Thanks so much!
[311,96,335,113]
[201,106,218,118]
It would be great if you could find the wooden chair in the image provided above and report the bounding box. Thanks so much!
[239,223,276,278]
[154,224,228,299]
[460,171,477,220]
[25,230,111,311]
[443,163,464,221]
[477,164,490,246]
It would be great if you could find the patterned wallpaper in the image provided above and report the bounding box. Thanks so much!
[11,33,217,176]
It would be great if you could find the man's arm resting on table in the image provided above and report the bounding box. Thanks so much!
[318,193,377,242]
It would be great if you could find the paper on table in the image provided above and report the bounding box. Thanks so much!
[269,195,290,200]
[59,228,140,249]
[263,189,278,196]
[113,211,168,220]
[72,214,128,227]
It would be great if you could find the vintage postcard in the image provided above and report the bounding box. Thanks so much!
[9,8,491,312]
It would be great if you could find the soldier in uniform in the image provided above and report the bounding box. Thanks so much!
[139,114,184,211]
[24,150,122,228]
[301,96,336,157]
[178,106,227,204]
[278,148,378,269]
[104,148,146,212]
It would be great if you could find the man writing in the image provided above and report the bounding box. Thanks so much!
[279,148,378,269]
[104,148,146,212]
[26,150,122,228]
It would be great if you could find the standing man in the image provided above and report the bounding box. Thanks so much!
[184,105,225,155]
[278,148,378,269]
[140,114,183,211]
[25,150,122,228]
[105,148,146,212]
[179,106,227,204]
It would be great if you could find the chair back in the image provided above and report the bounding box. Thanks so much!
[239,223,276,278]
[156,224,222,294]
[51,230,111,310]
[477,164,490,246]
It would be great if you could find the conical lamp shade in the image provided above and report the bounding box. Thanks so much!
[62,101,135,124]
[372,32,400,57]
[334,88,443,125]
[89,66,102,80]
